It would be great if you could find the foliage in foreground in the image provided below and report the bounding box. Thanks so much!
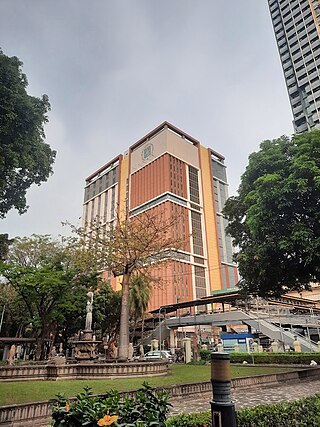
[224,130,320,296]
[167,394,320,426]
[52,383,171,427]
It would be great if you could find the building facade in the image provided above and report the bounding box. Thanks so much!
[268,0,320,133]
[82,122,238,311]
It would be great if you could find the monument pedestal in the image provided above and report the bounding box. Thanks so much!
[72,330,101,362]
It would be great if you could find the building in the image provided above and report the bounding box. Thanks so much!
[82,122,238,311]
[268,0,320,133]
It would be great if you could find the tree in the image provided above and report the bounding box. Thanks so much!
[129,273,151,344]
[224,130,320,296]
[0,49,56,218]
[0,233,13,260]
[76,207,185,360]
[0,235,95,359]
[93,282,121,354]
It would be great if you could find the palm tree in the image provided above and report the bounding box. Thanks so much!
[129,274,151,346]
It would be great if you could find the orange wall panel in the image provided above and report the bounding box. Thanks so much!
[130,154,188,210]
[148,260,193,312]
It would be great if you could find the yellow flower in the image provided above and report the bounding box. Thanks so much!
[97,413,118,426]
[65,402,70,412]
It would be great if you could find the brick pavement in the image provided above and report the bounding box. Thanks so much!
[170,379,320,415]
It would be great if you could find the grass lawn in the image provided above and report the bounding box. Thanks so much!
[0,364,295,406]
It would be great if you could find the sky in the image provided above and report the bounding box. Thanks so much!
[0,0,294,239]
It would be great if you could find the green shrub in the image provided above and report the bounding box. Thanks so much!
[230,352,320,365]
[52,382,171,427]
[187,359,207,365]
[237,394,320,426]
[166,411,211,427]
[166,394,320,427]
[199,349,211,362]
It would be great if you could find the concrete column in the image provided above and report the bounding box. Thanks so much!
[217,342,224,352]
[182,338,192,364]
[271,341,278,353]
[233,343,240,353]
[169,329,175,355]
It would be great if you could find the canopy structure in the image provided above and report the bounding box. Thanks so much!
[149,288,320,315]
[149,288,239,315]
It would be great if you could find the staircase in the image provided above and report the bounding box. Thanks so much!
[242,311,318,352]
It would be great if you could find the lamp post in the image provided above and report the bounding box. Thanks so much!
[211,352,237,427]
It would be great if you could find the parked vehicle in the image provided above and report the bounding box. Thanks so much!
[144,350,174,362]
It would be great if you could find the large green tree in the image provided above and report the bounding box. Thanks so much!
[0,49,55,218]
[224,130,320,296]
[0,235,96,359]
[93,282,121,354]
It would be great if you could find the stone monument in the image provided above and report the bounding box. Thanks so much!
[293,336,302,353]
[72,291,101,362]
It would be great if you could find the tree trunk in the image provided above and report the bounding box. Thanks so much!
[141,314,145,345]
[118,271,130,360]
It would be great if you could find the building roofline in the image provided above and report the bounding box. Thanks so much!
[129,121,200,152]
[209,148,225,161]
[85,154,122,182]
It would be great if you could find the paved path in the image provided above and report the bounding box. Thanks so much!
[170,379,320,415]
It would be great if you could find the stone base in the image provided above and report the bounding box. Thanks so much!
[82,330,93,341]
[72,339,101,362]
[47,356,66,365]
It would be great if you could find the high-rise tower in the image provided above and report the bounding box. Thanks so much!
[82,122,238,311]
[268,0,320,133]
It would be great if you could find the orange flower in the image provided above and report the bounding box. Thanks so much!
[65,402,70,412]
[97,413,118,426]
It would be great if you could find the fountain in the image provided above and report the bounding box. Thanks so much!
[71,291,101,362]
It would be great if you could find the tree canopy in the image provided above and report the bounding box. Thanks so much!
[224,130,320,296]
[0,235,95,359]
[0,49,56,218]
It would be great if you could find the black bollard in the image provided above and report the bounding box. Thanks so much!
[210,352,237,427]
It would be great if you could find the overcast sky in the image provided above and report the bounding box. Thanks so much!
[0,0,293,239]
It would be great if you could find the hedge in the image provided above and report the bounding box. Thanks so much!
[230,352,320,365]
[166,394,320,426]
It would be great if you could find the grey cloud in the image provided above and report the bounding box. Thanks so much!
[0,0,294,238]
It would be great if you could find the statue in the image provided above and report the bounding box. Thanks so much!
[85,291,94,331]
[7,344,16,366]
[139,344,144,358]
[293,336,302,353]
[128,343,134,361]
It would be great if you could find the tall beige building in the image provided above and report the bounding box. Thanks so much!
[268,0,320,133]
[82,122,238,311]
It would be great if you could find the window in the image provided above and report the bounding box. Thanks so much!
[188,166,200,204]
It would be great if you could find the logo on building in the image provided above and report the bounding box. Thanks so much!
[141,143,154,161]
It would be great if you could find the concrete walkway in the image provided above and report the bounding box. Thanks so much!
[170,378,320,415]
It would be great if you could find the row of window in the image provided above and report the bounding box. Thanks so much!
[188,165,200,205]
[83,186,116,225]
[84,166,118,203]
[191,210,204,257]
